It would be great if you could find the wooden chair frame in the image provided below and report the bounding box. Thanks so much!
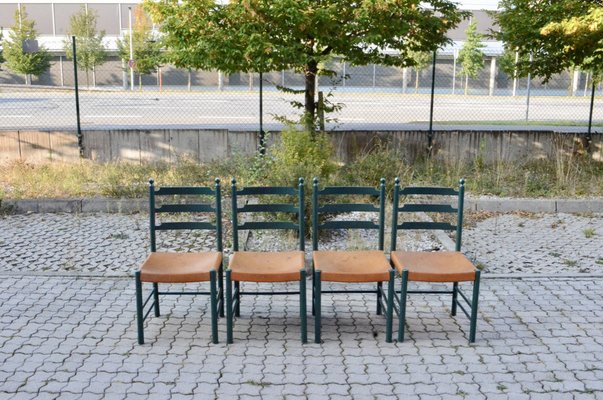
[135,178,223,344]
[226,178,307,343]
[391,178,481,343]
[312,178,395,343]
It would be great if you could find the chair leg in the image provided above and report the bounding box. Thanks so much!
[300,269,307,344]
[469,270,481,343]
[152,283,160,317]
[311,264,315,316]
[314,270,322,344]
[209,270,219,344]
[135,271,145,345]
[218,267,225,318]
[234,281,241,317]
[386,270,395,343]
[226,270,234,344]
[376,281,383,315]
[397,269,409,343]
[451,282,459,316]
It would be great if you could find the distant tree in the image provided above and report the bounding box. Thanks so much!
[458,20,485,95]
[409,51,432,94]
[64,6,107,88]
[117,5,162,90]
[0,30,5,67]
[2,7,51,85]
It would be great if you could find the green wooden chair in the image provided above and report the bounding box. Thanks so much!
[135,178,223,344]
[226,178,307,343]
[390,178,481,343]
[312,178,395,343]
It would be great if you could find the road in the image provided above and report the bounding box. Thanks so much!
[0,88,600,130]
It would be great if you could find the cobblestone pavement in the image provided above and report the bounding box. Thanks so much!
[4,212,601,276]
[0,275,602,399]
[463,213,603,275]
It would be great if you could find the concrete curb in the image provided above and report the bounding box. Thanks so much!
[1,196,602,215]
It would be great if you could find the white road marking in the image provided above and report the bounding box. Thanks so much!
[0,115,32,118]
[83,115,142,118]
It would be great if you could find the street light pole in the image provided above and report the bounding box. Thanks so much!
[128,6,134,91]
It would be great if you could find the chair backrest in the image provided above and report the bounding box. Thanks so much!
[149,178,222,253]
[231,178,305,251]
[390,177,465,252]
[312,178,386,251]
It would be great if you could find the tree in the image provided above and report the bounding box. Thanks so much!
[117,5,162,90]
[0,30,5,67]
[540,6,603,80]
[491,0,593,81]
[409,51,432,94]
[64,6,107,88]
[145,0,468,132]
[2,7,51,85]
[458,20,485,95]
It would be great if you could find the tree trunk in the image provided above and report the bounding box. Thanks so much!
[304,60,318,134]
[464,74,469,95]
[93,66,96,88]
[139,74,142,91]
[415,69,420,94]
[86,71,90,89]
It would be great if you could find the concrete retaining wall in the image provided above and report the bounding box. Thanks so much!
[0,129,601,164]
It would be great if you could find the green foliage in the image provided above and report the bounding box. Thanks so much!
[498,48,531,79]
[409,51,432,93]
[117,6,162,85]
[2,7,51,83]
[458,20,485,94]
[268,127,337,186]
[0,30,5,67]
[491,0,594,82]
[63,6,107,87]
[146,0,468,131]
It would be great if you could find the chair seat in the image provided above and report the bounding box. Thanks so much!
[140,252,222,283]
[391,251,476,282]
[313,250,391,283]
[229,251,305,282]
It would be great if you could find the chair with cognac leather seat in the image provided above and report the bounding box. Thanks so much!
[135,179,223,344]
[390,178,481,343]
[312,178,395,343]
[226,178,307,343]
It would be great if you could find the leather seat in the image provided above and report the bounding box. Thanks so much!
[391,251,476,282]
[140,252,222,283]
[229,251,305,282]
[313,250,391,282]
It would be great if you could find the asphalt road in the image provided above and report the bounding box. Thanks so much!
[0,88,600,131]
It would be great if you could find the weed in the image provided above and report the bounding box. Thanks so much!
[583,227,596,238]
[109,232,129,240]
[496,384,508,392]
[595,258,603,266]
[563,259,578,267]
[549,252,561,258]
[456,390,468,397]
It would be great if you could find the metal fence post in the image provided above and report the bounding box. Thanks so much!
[525,53,533,121]
[427,50,437,156]
[72,36,83,158]
[259,71,265,155]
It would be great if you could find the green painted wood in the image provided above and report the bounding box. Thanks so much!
[398,186,459,196]
[319,186,379,195]
[155,222,216,230]
[155,204,215,213]
[319,220,379,230]
[397,221,456,231]
[318,203,379,213]
[155,186,215,196]
[237,186,297,195]
[397,203,457,213]
[238,203,299,213]
[238,221,299,230]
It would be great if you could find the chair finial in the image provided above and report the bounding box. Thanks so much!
[313,177,319,185]
[231,177,237,185]
[380,177,386,185]
[299,177,305,185]
[215,177,220,185]
[459,178,465,187]
[148,178,154,186]
[394,177,400,185]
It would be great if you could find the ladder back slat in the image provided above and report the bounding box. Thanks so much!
[238,204,299,213]
[397,204,457,213]
[238,221,299,230]
[397,222,456,231]
[155,222,216,230]
[398,187,459,196]
[155,204,215,213]
[155,187,215,196]
[318,203,379,213]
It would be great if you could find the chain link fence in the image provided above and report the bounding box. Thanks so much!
[1,50,601,132]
